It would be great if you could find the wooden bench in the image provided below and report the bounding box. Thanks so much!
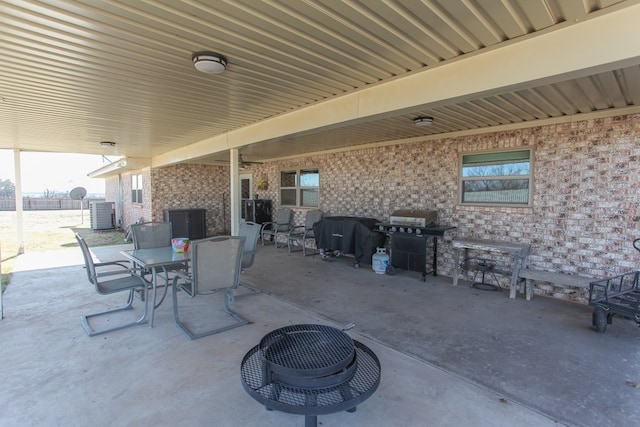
[453,238,531,299]
[518,268,593,300]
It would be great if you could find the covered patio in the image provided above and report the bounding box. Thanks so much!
[1,243,638,426]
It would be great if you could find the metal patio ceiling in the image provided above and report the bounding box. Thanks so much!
[1,0,639,170]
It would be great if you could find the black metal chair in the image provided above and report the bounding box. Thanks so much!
[76,233,149,336]
[172,236,249,340]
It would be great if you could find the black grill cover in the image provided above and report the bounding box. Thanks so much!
[313,216,385,264]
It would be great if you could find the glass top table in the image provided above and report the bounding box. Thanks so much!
[120,247,190,327]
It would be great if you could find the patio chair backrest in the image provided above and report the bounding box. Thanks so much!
[304,210,324,232]
[274,208,292,232]
[238,221,262,269]
[131,222,173,249]
[191,236,245,295]
[76,233,98,286]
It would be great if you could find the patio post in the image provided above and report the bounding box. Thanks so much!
[13,149,24,255]
[1,243,3,319]
[230,148,240,236]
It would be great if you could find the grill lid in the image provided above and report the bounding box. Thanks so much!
[259,324,355,377]
[389,209,438,227]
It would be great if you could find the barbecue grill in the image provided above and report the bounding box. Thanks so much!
[376,210,456,280]
[241,324,381,427]
[313,216,385,267]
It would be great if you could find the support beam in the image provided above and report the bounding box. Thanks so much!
[13,149,24,255]
[229,149,240,236]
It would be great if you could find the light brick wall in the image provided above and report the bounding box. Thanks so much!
[105,169,152,233]
[109,113,640,303]
[258,114,639,303]
[150,163,230,236]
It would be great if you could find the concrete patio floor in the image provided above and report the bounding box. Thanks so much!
[1,242,639,426]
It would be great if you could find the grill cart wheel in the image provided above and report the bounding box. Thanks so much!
[592,308,608,333]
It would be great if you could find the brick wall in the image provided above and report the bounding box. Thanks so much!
[111,113,640,303]
[114,169,152,231]
[151,163,230,236]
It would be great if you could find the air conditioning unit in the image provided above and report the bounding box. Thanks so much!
[90,202,115,230]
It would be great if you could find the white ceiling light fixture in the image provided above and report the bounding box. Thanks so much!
[192,51,227,73]
[413,116,434,127]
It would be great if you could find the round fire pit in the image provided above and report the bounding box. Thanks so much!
[241,324,381,427]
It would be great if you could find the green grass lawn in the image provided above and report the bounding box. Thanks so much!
[1,210,125,291]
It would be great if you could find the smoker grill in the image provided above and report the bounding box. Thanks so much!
[376,210,456,281]
[241,324,381,427]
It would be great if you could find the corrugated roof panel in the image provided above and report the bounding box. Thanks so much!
[0,0,636,163]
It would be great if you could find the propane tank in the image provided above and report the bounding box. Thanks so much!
[372,247,389,274]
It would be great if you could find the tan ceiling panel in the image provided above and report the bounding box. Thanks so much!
[516,0,557,30]
[0,0,638,171]
[621,66,640,105]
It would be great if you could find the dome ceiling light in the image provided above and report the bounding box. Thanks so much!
[192,51,227,73]
[413,116,434,127]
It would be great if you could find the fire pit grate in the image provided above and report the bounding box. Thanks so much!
[241,324,381,427]
[260,324,355,377]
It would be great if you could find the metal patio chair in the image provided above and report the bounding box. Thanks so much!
[236,221,263,297]
[261,207,292,248]
[131,221,186,307]
[172,236,249,340]
[287,209,324,256]
[75,233,149,336]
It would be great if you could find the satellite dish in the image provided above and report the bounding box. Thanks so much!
[70,187,87,200]
[70,187,87,224]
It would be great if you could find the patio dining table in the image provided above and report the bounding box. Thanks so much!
[120,247,190,327]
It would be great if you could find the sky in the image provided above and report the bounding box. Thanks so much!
[0,150,109,195]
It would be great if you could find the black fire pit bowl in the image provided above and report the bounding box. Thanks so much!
[241,324,381,427]
[259,324,355,378]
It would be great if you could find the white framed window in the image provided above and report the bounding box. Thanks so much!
[131,174,143,204]
[280,168,319,207]
[460,148,532,206]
